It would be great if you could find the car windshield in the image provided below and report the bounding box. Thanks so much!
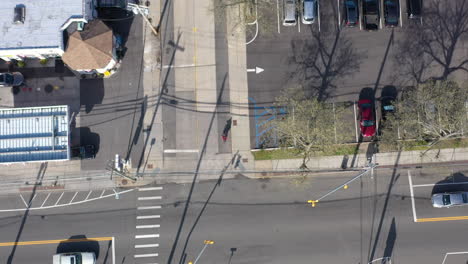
[360,103,371,108]
[362,120,374,127]
[443,194,451,205]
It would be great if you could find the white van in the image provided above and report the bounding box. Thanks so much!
[283,0,297,26]
[53,252,96,264]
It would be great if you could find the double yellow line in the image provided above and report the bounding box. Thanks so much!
[417,216,468,222]
[0,237,112,247]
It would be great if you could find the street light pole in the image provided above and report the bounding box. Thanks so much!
[188,240,215,264]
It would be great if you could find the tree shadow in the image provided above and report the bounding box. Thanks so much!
[80,79,105,113]
[56,235,100,259]
[431,172,468,194]
[394,0,468,84]
[288,25,363,101]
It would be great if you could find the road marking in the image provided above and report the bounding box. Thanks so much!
[19,194,28,207]
[163,149,199,153]
[138,196,162,201]
[135,253,159,258]
[139,187,163,191]
[135,244,159,248]
[137,206,162,210]
[136,225,160,229]
[0,237,113,247]
[417,216,468,222]
[413,181,468,187]
[55,192,64,206]
[41,193,51,207]
[69,192,79,204]
[246,67,264,74]
[407,170,418,222]
[137,215,161,219]
[442,252,468,264]
[276,0,281,33]
[135,234,160,239]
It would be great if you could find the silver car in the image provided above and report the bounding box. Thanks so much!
[432,192,468,208]
[0,72,24,87]
[302,0,317,24]
[283,0,297,26]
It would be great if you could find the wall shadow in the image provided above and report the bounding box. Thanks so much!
[80,79,105,113]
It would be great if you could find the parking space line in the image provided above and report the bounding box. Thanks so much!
[137,206,162,210]
[138,196,162,201]
[135,244,159,248]
[41,193,51,208]
[417,216,468,222]
[277,0,281,33]
[135,234,160,239]
[19,194,28,207]
[134,253,159,258]
[139,187,163,191]
[136,225,160,229]
[137,215,161,219]
[85,190,93,200]
[318,0,321,32]
[337,0,341,27]
[298,18,301,32]
[69,192,78,204]
[55,192,64,206]
[407,171,418,222]
[413,181,468,188]
[399,0,402,27]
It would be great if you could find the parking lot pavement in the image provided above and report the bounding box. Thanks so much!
[407,166,468,223]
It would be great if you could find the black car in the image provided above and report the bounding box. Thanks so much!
[71,145,96,159]
[384,0,399,27]
[380,96,396,120]
[344,0,359,27]
[407,0,422,19]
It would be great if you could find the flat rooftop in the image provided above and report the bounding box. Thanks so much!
[0,106,70,163]
[0,0,85,50]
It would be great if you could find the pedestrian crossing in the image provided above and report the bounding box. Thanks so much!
[134,185,163,264]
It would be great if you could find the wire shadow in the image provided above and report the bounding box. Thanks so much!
[7,162,48,264]
[166,73,229,264]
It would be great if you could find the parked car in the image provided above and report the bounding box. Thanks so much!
[53,252,96,264]
[432,192,468,208]
[384,0,399,27]
[0,72,24,87]
[407,0,422,19]
[380,96,396,121]
[283,0,297,26]
[363,0,379,30]
[71,145,96,160]
[344,0,359,27]
[302,0,317,24]
[358,99,376,137]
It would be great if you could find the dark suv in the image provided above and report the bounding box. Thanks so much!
[407,0,422,19]
[384,0,399,27]
[344,0,359,27]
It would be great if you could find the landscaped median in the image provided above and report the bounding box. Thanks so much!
[252,138,468,173]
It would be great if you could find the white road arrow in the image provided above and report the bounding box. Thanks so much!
[247,67,264,74]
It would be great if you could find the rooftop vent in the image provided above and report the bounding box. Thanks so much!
[13,5,26,24]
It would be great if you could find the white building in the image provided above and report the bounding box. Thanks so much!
[0,0,93,62]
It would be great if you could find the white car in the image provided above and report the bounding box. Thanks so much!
[53,252,96,264]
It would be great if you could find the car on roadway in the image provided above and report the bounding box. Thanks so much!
[380,96,396,121]
[0,72,24,87]
[432,192,468,208]
[358,99,376,137]
[302,0,317,24]
[53,252,96,264]
[283,0,298,26]
[344,0,359,27]
[384,0,399,27]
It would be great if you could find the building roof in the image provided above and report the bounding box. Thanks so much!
[0,106,70,163]
[0,0,86,50]
[62,19,114,70]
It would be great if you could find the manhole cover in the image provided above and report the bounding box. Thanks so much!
[44,84,53,93]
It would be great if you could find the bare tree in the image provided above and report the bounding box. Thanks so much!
[395,0,468,83]
[272,88,345,169]
[380,80,468,149]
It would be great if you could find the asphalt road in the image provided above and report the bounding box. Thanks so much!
[2,164,468,264]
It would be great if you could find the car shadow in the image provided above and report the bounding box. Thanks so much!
[80,79,104,113]
[56,235,100,259]
[431,172,468,195]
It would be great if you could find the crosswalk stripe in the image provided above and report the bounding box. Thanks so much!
[134,253,159,258]
[135,243,159,248]
[138,196,162,201]
[136,225,160,229]
[137,206,161,210]
[135,234,159,239]
[137,215,160,219]
[139,187,163,191]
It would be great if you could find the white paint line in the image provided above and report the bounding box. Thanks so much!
[138,196,162,201]
[298,17,301,32]
[100,189,106,197]
[162,64,194,68]
[139,187,163,191]
[163,149,199,153]
[41,193,51,208]
[135,234,160,239]
[408,170,417,222]
[413,181,468,188]
[112,237,116,264]
[137,225,160,229]
[69,192,79,204]
[55,192,65,206]
[19,194,28,207]
[399,0,403,27]
[317,0,321,32]
[134,253,159,258]
[135,244,159,248]
[137,206,162,210]
[31,194,37,202]
[337,0,341,27]
[85,190,93,200]
[442,252,468,264]
[137,215,161,219]
[276,0,281,33]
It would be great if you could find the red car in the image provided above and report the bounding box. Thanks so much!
[358,99,376,137]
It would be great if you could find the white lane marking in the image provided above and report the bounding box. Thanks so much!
[317,0,321,32]
[408,170,417,222]
[19,194,28,207]
[41,193,51,208]
[135,244,159,248]
[277,0,281,33]
[137,225,161,229]
[135,234,160,239]
[138,206,162,210]
[413,181,468,188]
[164,149,199,153]
[134,253,159,258]
[55,192,64,206]
[139,187,163,191]
[337,0,341,27]
[442,252,468,264]
[298,17,301,32]
[137,215,161,219]
[138,196,162,201]
[85,190,93,200]
[69,192,79,204]
[247,67,264,74]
